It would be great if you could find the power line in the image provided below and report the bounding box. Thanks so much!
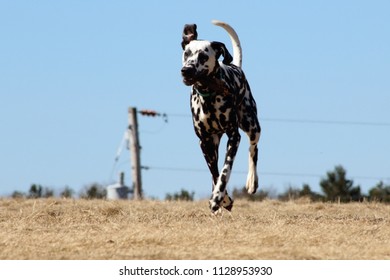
[133,109,390,184]
[114,162,390,182]
[167,113,390,127]
[261,117,390,127]
[145,165,390,182]
[147,165,321,177]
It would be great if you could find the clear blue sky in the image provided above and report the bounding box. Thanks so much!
[1,0,389,199]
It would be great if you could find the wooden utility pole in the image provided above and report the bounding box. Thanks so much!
[128,107,142,200]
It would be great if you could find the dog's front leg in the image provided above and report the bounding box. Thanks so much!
[199,134,222,191]
[209,129,240,213]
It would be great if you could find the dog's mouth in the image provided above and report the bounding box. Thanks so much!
[182,77,195,86]
[181,66,209,86]
[181,66,196,86]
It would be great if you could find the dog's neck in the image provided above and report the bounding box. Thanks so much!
[193,68,228,97]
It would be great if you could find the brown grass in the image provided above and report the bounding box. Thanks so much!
[0,198,389,260]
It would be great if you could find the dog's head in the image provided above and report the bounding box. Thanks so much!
[181,23,233,86]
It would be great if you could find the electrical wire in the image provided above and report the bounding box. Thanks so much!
[144,165,390,182]
[117,110,390,184]
[167,113,390,127]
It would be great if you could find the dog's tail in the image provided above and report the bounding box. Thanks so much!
[212,20,242,68]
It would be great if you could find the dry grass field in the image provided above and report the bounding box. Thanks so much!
[0,198,389,260]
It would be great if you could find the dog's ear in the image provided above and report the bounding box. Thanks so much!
[181,24,198,50]
[210,41,233,65]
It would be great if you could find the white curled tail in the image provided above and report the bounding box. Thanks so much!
[212,20,242,68]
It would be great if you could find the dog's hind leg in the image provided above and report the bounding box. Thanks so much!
[246,135,260,194]
[239,93,261,194]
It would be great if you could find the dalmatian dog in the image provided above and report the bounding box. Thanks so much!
[181,20,261,213]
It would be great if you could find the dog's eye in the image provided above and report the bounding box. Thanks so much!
[184,50,191,60]
[198,52,209,64]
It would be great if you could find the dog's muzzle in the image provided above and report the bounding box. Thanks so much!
[181,65,196,85]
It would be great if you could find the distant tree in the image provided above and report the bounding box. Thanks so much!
[369,181,390,203]
[11,191,25,199]
[28,184,42,198]
[166,189,195,201]
[232,186,269,201]
[80,183,106,199]
[27,184,54,198]
[278,186,301,201]
[277,184,323,202]
[300,184,324,202]
[300,184,312,196]
[60,186,74,198]
[320,165,361,202]
[42,187,54,198]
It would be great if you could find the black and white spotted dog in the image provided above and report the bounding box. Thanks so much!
[181,20,261,213]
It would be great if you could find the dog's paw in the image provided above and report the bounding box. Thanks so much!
[209,200,221,214]
[222,195,234,211]
[209,189,223,212]
[209,193,234,213]
[246,173,258,194]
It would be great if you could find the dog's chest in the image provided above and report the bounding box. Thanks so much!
[190,92,236,135]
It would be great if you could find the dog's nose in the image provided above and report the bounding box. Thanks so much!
[181,66,195,77]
